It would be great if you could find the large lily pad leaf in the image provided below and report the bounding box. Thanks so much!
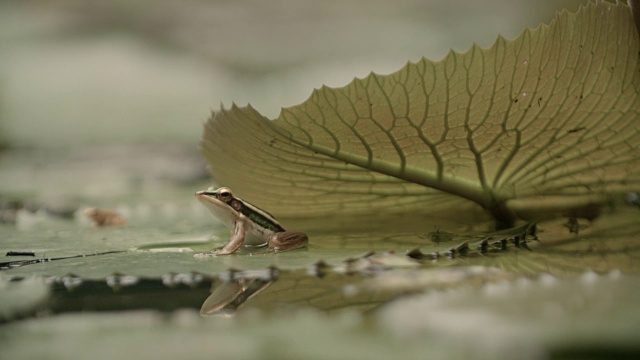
[202,1,640,225]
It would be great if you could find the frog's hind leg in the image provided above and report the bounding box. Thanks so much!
[268,231,309,253]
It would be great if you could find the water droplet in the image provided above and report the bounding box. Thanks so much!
[608,269,622,280]
[106,273,139,289]
[580,270,599,285]
[343,284,359,297]
[62,275,83,290]
[538,273,557,287]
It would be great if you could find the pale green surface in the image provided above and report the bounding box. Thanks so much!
[3,204,639,278]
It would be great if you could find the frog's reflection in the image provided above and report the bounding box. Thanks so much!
[200,268,277,316]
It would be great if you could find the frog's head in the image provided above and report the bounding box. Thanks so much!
[196,187,243,230]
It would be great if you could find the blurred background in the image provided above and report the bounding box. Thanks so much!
[0,0,586,215]
[1,0,587,147]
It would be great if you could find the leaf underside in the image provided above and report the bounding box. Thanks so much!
[202,1,640,223]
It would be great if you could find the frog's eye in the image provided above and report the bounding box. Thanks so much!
[218,190,233,201]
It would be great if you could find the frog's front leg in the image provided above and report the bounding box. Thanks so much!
[207,219,246,256]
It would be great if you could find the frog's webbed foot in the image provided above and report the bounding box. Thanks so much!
[194,240,243,257]
[194,247,235,258]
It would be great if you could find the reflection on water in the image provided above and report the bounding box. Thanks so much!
[200,268,277,316]
[4,260,508,323]
[1,267,402,323]
[1,222,536,323]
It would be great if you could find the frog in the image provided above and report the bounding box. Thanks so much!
[195,187,308,256]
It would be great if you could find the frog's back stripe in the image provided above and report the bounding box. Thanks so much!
[237,198,285,233]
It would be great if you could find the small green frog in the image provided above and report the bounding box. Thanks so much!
[195,187,308,256]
